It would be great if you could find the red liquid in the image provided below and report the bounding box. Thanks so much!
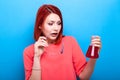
[86,45,99,59]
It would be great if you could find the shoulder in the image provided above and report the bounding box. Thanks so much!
[63,36,80,47]
[24,44,34,52]
[23,44,34,56]
[63,36,77,43]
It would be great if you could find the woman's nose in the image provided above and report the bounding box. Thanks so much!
[53,25,59,30]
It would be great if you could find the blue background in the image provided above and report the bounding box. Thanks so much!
[0,0,120,80]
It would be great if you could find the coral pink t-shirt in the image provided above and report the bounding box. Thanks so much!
[23,36,87,80]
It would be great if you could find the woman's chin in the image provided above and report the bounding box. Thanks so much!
[50,37,57,41]
[49,37,58,41]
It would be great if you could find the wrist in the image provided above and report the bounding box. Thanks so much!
[89,59,97,64]
[34,53,42,58]
[32,67,41,70]
[33,55,41,68]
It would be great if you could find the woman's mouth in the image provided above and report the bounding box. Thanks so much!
[51,33,58,37]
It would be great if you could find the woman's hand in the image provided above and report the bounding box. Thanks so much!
[34,36,48,57]
[91,35,102,52]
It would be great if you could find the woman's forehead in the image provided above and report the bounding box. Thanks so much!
[45,13,61,22]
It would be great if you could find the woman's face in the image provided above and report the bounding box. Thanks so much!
[41,13,61,43]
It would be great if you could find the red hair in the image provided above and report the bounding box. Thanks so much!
[34,4,63,43]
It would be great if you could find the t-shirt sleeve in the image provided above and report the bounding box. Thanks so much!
[71,37,87,76]
[23,47,33,80]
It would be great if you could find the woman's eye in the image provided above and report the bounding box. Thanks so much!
[58,22,61,25]
[48,23,53,25]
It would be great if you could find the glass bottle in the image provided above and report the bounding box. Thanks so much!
[86,45,99,59]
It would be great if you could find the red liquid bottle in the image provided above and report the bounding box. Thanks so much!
[86,45,99,59]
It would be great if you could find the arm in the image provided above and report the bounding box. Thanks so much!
[29,55,41,80]
[79,59,96,80]
[29,36,48,80]
[79,36,101,80]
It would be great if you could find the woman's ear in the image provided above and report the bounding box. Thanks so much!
[39,26,42,29]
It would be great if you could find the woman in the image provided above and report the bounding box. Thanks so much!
[23,4,101,80]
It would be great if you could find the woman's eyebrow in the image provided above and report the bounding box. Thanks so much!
[57,20,61,23]
[49,20,55,23]
[48,20,61,23]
